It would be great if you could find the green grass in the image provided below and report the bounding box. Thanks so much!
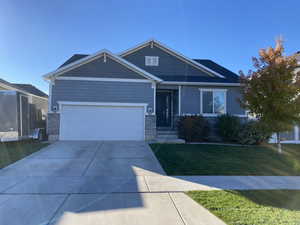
[0,141,49,169]
[187,190,300,225]
[150,144,300,175]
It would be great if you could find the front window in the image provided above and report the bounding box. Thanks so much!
[201,89,226,115]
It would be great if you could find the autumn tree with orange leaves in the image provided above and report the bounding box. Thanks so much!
[240,39,300,153]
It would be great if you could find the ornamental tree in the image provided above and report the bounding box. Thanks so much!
[240,39,300,153]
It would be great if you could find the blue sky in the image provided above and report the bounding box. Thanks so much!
[0,0,299,93]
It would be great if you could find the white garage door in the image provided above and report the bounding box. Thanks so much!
[59,104,145,141]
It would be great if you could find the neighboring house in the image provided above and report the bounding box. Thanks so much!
[44,39,245,141]
[0,79,48,141]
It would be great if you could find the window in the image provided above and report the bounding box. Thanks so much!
[201,89,226,115]
[145,56,159,66]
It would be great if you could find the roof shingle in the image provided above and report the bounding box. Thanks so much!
[57,54,240,84]
[0,78,48,98]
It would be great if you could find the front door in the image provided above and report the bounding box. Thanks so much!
[156,92,172,127]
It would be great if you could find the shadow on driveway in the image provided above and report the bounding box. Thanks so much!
[0,141,171,225]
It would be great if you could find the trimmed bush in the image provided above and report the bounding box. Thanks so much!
[177,116,210,142]
[215,114,241,142]
[237,120,271,145]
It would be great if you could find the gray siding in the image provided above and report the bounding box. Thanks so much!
[180,86,245,115]
[51,80,154,111]
[226,87,245,115]
[123,45,211,77]
[62,56,145,79]
[181,86,201,114]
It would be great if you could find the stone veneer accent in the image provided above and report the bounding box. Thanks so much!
[145,115,157,140]
[47,113,60,141]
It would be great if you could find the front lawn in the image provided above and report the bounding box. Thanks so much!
[187,190,300,225]
[150,144,300,175]
[0,141,49,169]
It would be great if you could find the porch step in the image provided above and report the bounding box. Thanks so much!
[157,130,177,135]
[154,131,185,143]
[150,138,185,144]
[156,134,178,139]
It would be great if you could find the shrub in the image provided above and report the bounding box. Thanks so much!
[237,120,271,145]
[215,114,241,142]
[177,116,210,142]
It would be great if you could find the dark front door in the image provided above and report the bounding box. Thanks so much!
[156,92,172,127]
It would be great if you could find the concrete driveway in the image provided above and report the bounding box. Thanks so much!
[0,141,224,225]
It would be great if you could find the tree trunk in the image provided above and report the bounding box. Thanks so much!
[276,132,282,154]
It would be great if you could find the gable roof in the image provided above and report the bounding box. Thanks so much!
[43,50,162,82]
[119,39,225,79]
[59,54,89,68]
[0,78,48,98]
[12,84,48,98]
[158,59,240,85]
[194,59,240,82]
[53,55,240,85]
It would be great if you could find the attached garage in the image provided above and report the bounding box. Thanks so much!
[59,102,146,141]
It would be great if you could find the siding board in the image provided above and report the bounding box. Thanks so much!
[62,56,145,79]
[51,80,154,111]
[124,45,211,78]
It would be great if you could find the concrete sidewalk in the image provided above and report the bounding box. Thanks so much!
[2,175,300,195]
[0,141,227,225]
[3,141,299,225]
[145,175,300,192]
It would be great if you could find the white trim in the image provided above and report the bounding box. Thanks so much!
[103,53,107,63]
[48,81,53,113]
[43,49,162,82]
[56,76,152,83]
[200,88,227,116]
[57,101,148,114]
[145,56,159,66]
[162,81,241,86]
[119,39,225,78]
[178,85,181,115]
[0,82,48,100]
[201,114,219,117]
[199,88,228,92]
[153,82,156,115]
[233,114,248,118]
[19,95,23,136]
